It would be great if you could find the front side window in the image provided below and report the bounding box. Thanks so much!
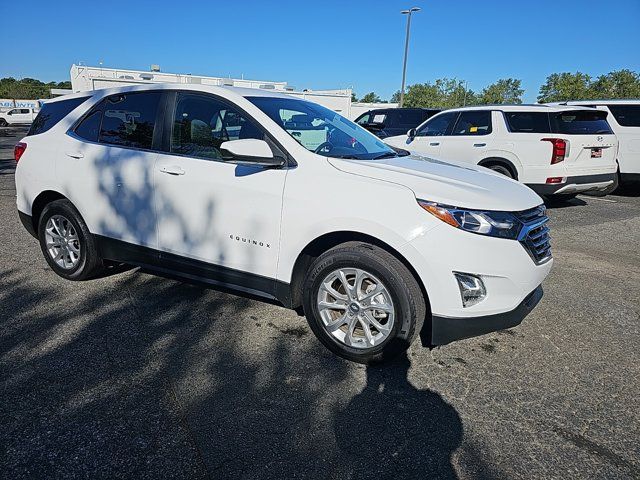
[607,105,640,127]
[355,113,370,125]
[99,92,161,149]
[451,111,492,136]
[171,93,264,160]
[504,112,551,133]
[416,111,458,137]
[248,96,397,159]
[551,110,613,135]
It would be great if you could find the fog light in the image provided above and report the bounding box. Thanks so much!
[454,272,486,307]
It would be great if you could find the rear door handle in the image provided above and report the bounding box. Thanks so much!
[473,143,486,147]
[66,152,84,159]
[429,142,440,146]
[160,165,185,176]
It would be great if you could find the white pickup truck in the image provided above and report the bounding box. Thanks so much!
[0,107,38,127]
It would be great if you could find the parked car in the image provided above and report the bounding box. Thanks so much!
[551,100,640,187]
[354,107,440,139]
[0,107,38,126]
[385,105,619,199]
[15,85,552,363]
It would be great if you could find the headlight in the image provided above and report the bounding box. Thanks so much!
[417,200,521,240]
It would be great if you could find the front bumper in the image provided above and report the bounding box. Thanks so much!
[430,285,543,345]
[527,173,615,196]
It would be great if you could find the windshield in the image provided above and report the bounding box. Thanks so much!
[247,96,398,159]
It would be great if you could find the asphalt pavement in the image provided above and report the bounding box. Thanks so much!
[1,126,639,479]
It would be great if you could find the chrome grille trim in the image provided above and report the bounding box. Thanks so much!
[515,206,552,265]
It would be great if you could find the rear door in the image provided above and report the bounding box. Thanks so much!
[406,111,458,158]
[551,110,617,175]
[60,91,163,248]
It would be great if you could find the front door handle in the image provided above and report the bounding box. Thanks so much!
[66,152,84,159]
[429,142,440,146]
[159,165,185,176]
[473,143,486,147]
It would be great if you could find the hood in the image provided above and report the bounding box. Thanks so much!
[328,154,543,211]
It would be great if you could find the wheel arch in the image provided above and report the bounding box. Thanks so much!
[30,190,69,232]
[287,231,431,318]
[478,156,520,180]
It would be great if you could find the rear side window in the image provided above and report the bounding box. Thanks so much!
[74,109,103,143]
[394,110,424,128]
[27,96,89,136]
[504,112,551,133]
[451,111,492,136]
[98,92,162,149]
[551,110,613,135]
[607,105,640,127]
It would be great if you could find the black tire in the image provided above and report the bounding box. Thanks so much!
[0,119,8,127]
[487,164,514,178]
[37,199,104,280]
[302,242,426,364]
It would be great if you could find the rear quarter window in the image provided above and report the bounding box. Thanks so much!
[27,96,90,136]
[504,112,551,133]
[607,105,640,127]
[551,110,613,135]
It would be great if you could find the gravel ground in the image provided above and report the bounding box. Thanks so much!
[1,126,639,479]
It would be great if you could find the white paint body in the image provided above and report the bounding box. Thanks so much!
[385,105,619,192]
[555,100,640,177]
[15,84,552,320]
[0,107,38,125]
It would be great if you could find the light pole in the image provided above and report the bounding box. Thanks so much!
[399,7,420,108]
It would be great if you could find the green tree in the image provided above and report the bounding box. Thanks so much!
[479,78,523,104]
[537,72,593,102]
[591,69,640,99]
[359,92,382,103]
[0,77,71,99]
[351,91,357,102]
[390,90,401,103]
[402,78,476,108]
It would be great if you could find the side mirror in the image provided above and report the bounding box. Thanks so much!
[220,139,285,167]
[407,128,416,139]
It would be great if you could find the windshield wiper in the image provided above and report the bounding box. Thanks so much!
[372,151,401,160]
[330,154,362,159]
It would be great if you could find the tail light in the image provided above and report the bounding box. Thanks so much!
[541,138,567,164]
[14,142,27,163]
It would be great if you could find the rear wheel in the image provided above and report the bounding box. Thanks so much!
[487,164,514,178]
[302,242,425,364]
[38,199,105,280]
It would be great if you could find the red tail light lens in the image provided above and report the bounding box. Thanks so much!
[541,138,566,164]
[14,142,27,163]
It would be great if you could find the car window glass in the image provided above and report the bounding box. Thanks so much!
[372,113,387,123]
[607,105,640,127]
[21,109,30,114]
[504,112,551,133]
[99,92,161,149]
[417,112,457,136]
[551,110,612,134]
[28,96,89,136]
[171,93,264,160]
[396,110,423,127]
[452,111,492,136]
[75,108,103,142]
[355,113,370,125]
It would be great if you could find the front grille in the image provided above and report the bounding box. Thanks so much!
[515,206,552,264]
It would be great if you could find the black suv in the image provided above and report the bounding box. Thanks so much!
[354,108,441,139]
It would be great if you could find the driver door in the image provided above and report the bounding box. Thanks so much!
[406,111,459,158]
[153,92,288,279]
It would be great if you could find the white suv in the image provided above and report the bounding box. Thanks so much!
[552,100,640,187]
[14,84,552,363]
[385,105,618,198]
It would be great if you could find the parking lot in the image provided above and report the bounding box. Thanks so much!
[0,125,638,479]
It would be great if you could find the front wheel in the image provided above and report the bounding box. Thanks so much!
[38,199,105,280]
[0,119,8,127]
[302,242,426,364]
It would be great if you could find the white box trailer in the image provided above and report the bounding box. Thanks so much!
[70,64,353,116]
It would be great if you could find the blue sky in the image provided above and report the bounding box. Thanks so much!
[1,0,638,102]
